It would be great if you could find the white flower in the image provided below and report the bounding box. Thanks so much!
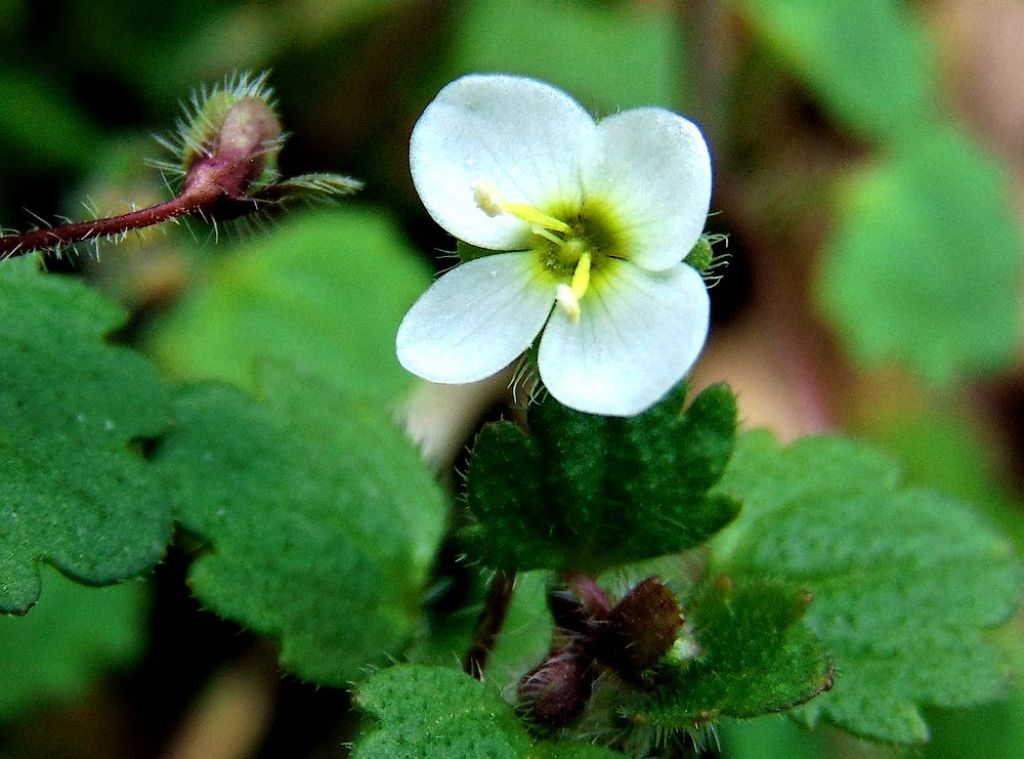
[396,74,713,417]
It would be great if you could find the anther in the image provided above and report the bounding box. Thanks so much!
[473,179,505,217]
[556,284,581,322]
[471,179,572,234]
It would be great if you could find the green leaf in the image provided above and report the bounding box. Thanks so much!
[150,208,433,404]
[462,383,739,572]
[718,716,824,759]
[715,431,1022,743]
[155,373,447,686]
[0,64,103,171]
[487,571,554,694]
[732,0,940,142]
[450,0,683,112]
[621,577,832,728]
[0,567,148,720]
[0,262,173,612]
[530,745,626,759]
[817,127,1024,384]
[353,664,626,759]
[711,432,900,564]
[408,570,554,698]
[862,408,1024,551]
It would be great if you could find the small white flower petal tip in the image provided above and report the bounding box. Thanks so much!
[398,74,715,417]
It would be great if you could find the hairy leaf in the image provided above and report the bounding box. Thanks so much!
[621,577,832,728]
[462,383,739,572]
[156,375,446,686]
[715,431,1022,743]
[353,664,626,759]
[0,262,172,612]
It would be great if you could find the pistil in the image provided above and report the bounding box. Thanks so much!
[473,179,597,323]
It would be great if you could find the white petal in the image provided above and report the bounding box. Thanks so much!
[410,74,595,250]
[397,253,555,384]
[582,108,712,271]
[538,260,709,416]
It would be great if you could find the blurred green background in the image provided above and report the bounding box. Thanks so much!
[0,0,1021,757]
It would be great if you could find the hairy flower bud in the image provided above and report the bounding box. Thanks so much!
[599,576,684,676]
[517,647,594,729]
[176,75,283,205]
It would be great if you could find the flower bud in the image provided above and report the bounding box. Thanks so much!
[517,647,594,729]
[160,73,284,207]
[591,576,683,677]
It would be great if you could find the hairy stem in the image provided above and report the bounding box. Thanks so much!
[464,569,516,680]
[0,184,224,259]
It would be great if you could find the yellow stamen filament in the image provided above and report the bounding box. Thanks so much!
[570,251,591,300]
[472,179,572,234]
[531,225,564,245]
[501,202,572,234]
[473,179,597,325]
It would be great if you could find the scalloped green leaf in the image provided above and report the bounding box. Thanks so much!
[461,383,739,572]
[733,0,940,142]
[0,567,148,720]
[353,664,626,759]
[621,577,832,728]
[150,208,433,404]
[715,431,1022,743]
[817,128,1024,384]
[155,374,446,686]
[863,408,1024,550]
[0,261,172,612]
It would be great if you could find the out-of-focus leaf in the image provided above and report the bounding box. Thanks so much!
[923,651,1024,759]
[156,373,446,686]
[716,431,1022,743]
[863,409,1024,550]
[151,208,432,404]
[486,571,553,693]
[718,715,824,759]
[817,128,1023,385]
[0,568,147,720]
[733,0,940,142]
[0,65,103,171]
[0,261,172,612]
[0,1,26,34]
[451,0,683,112]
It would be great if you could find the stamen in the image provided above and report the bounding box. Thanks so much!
[473,179,505,217]
[555,284,581,322]
[501,202,572,234]
[570,252,591,300]
[554,252,592,323]
[532,226,564,245]
[472,179,572,234]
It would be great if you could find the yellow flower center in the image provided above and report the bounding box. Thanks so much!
[473,180,625,322]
